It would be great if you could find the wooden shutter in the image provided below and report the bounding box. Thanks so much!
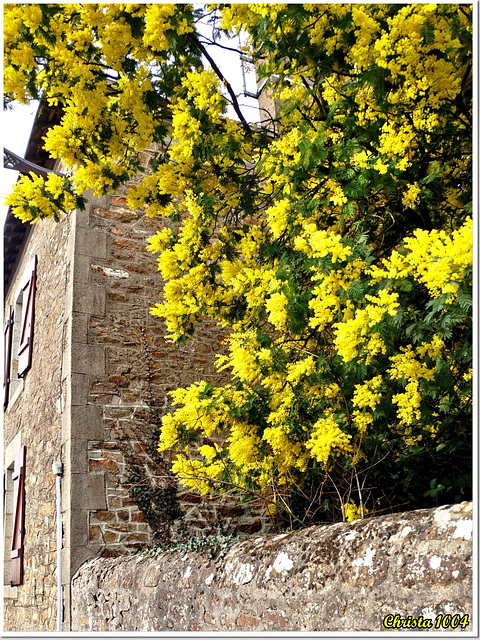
[3,306,14,408]
[17,256,37,378]
[11,446,26,586]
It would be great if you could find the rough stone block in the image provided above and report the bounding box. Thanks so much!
[70,405,104,441]
[75,227,107,259]
[71,342,105,376]
[72,283,105,316]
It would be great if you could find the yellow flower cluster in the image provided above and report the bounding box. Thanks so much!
[308,260,365,332]
[334,288,399,365]
[370,218,473,301]
[306,417,352,466]
[265,292,288,331]
[294,224,352,263]
[4,173,77,222]
[387,341,443,427]
[352,376,383,411]
[344,500,369,522]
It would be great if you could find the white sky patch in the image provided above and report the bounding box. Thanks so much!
[2,100,39,222]
[196,10,260,124]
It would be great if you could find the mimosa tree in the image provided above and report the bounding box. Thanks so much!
[5,3,473,526]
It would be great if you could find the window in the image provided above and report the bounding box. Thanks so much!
[3,446,26,587]
[3,307,14,409]
[3,463,15,586]
[3,256,37,409]
[17,255,37,378]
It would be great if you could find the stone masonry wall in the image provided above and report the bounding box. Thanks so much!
[3,213,73,632]
[71,501,473,633]
[72,166,270,559]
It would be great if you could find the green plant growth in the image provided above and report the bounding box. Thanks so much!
[4,4,473,527]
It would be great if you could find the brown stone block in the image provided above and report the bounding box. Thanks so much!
[109,225,124,236]
[111,196,128,206]
[236,613,259,630]
[177,492,202,504]
[109,374,129,385]
[92,510,115,522]
[107,524,131,532]
[94,207,131,223]
[107,291,129,302]
[89,459,119,475]
[91,381,117,394]
[238,520,262,534]
[103,531,117,543]
[120,391,143,403]
[123,262,151,275]
[217,505,245,517]
[89,525,102,541]
[113,237,144,251]
[131,512,146,523]
[124,533,150,543]
[107,496,122,509]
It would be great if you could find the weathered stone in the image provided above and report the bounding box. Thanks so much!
[89,459,119,475]
[71,502,473,633]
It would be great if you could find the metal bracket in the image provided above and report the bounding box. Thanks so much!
[4,148,65,179]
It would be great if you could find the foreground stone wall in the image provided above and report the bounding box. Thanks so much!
[72,501,473,633]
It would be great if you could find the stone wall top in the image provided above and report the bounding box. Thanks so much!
[72,501,473,633]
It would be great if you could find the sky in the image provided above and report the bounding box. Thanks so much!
[2,101,40,221]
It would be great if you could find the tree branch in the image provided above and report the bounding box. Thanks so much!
[191,34,253,137]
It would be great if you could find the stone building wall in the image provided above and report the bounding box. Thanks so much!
[71,167,270,559]
[71,501,474,633]
[3,213,73,632]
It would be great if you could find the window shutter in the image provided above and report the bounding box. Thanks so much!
[3,306,14,408]
[17,256,37,378]
[11,446,26,586]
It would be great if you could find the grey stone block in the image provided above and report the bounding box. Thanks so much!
[69,373,89,406]
[85,190,111,210]
[63,436,89,474]
[72,283,105,316]
[75,227,107,259]
[74,208,91,229]
[71,342,106,376]
[70,311,89,343]
[71,405,104,440]
[68,508,89,548]
[72,253,91,284]
[69,542,104,580]
[74,473,107,511]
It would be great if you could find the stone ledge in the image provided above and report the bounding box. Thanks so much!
[3,585,19,600]
[71,501,473,633]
